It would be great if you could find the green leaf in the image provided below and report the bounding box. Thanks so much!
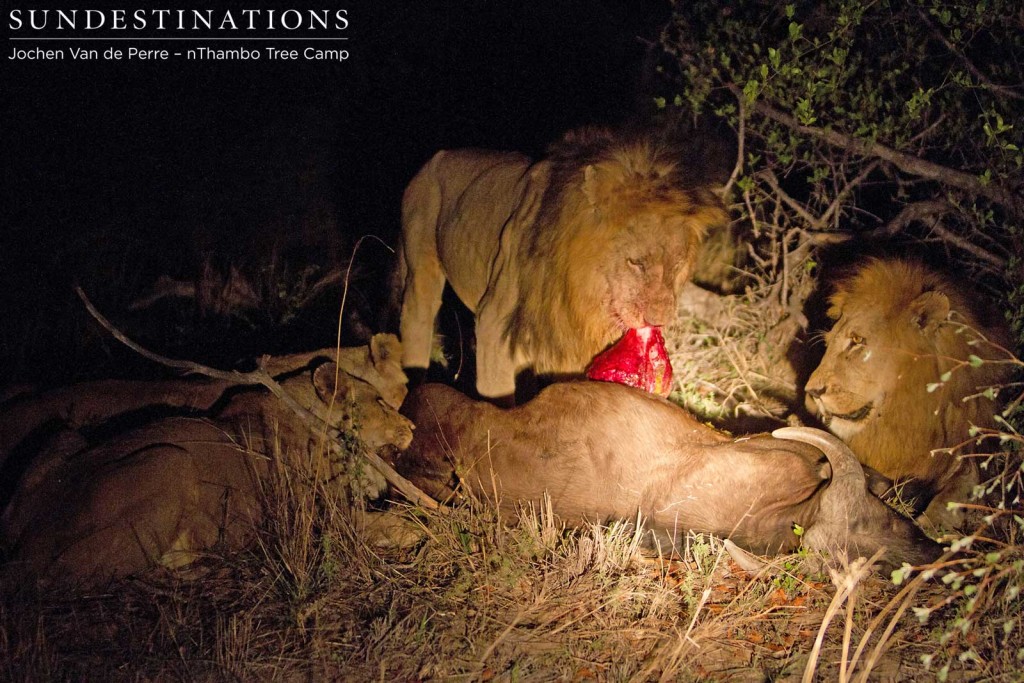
[891,563,914,585]
[743,78,760,103]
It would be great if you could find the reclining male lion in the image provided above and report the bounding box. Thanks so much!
[805,259,1013,529]
[396,382,941,569]
[0,334,414,588]
[397,127,728,402]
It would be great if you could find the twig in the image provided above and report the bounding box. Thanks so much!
[74,285,438,510]
[722,89,747,197]
[334,234,394,355]
[917,7,1024,102]
[759,169,824,230]
[732,84,1024,217]
[802,551,880,683]
[820,160,881,228]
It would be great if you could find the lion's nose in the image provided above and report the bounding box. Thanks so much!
[805,385,825,400]
[645,302,674,327]
[645,314,668,327]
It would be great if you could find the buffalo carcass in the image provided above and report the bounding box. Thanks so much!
[395,382,942,569]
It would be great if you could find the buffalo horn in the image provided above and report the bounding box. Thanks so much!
[772,426,866,492]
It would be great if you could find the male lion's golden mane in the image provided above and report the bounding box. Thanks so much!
[505,126,727,374]
[812,258,1012,519]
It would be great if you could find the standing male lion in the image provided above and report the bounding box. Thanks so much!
[397,127,728,402]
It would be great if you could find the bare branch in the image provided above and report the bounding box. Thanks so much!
[917,7,1024,102]
[74,285,439,510]
[871,199,951,239]
[722,90,746,197]
[732,85,1024,217]
[925,219,1008,270]
[758,169,824,230]
[863,199,1008,268]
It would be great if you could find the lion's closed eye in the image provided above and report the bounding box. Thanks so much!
[627,257,647,274]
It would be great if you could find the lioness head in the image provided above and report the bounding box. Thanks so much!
[312,362,414,451]
[344,333,409,410]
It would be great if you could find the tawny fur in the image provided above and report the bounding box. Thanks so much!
[0,334,409,472]
[806,259,1013,528]
[397,127,728,401]
[0,335,414,588]
[397,382,940,568]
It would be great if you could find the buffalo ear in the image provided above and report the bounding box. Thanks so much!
[909,290,950,334]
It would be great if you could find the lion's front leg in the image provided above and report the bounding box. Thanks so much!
[474,306,519,405]
[398,247,446,376]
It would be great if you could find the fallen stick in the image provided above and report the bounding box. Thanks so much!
[74,285,439,510]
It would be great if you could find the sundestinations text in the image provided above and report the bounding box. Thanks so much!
[8,9,349,32]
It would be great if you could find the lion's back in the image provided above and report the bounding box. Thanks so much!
[434,150,535,309]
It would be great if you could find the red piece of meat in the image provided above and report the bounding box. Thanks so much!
[586,326,674,397]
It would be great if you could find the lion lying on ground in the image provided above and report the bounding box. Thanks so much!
[0,334,410,470]
[397,127,728,402]
[805,259,1013,529]
[0,334,414,588]
[396,382,941,569]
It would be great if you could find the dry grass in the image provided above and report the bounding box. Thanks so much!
[667,277,811,431]
[3,260,1022,680]
[5,437,1021,682]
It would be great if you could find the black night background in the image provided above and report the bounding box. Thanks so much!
[3,1,670,384]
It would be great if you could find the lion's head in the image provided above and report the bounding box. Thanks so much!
[805,259,1011,525]
[507,128,728,375]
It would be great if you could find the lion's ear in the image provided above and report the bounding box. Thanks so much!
[313,362,355,405]
[583,164,620,208]
[312,362,337,403]
[826,292,846,321]
[909,290,950,334]
[370,333,401,366]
